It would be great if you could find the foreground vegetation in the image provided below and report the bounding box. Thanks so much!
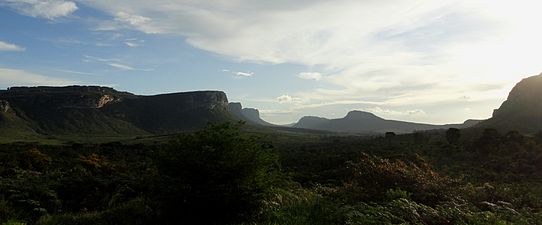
[1,123,542,224]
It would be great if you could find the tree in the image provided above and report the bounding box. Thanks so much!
[535,130,542,144]
[156,122,280,224]
[385,132,396,138]
[446,128,461,144]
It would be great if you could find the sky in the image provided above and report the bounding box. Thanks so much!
[0,0,541,125]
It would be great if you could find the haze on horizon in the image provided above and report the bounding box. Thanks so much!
[0,0,541,125]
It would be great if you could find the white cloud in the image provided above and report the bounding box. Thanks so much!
[0,68,76,87]
[4,0,77,19]
[235,72,253,77]
[221,69,254,77]
[277,95,302,104]
[95,11,162,33]
[77,0,542,123]
[0,41,25,51]
[54,68,95,76]
[298,72,322,81]
[124,41,140,47]
[366,107,426,118]
[107,63,135,71]
[83,55,150,71]
[277,95,293,103]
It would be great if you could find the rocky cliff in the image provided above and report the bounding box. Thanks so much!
[478,73,542,133]
[228,102,274,126]
[0,86,234,136]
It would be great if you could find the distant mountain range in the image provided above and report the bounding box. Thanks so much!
[1,73,541,140]
[293,110,480,134]
[0,86,234,138]
[478,73,542,133]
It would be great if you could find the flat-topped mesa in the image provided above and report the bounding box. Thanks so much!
[344,110,381,120]
[2,86,128,95]
[0,86,234,135]
[146,91,229,111]
[0,86,131,109]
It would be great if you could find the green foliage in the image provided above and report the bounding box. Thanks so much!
[341,153,456,205]
[36,198,153,225]
[446,128,461,144]
[384,188,412,201]
[1,220,27,225]
[156,122,281,224]
[18,149,51,172]
[1,126,542,224]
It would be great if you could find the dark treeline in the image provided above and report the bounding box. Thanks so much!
[1,124,542,224]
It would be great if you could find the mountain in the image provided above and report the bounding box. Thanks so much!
[228,102,274,126]
[294,110,479,134]
[0,86,234,137]
[478,73,542,133]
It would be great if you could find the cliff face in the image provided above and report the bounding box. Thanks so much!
[105,91,231,132]
[0,86,132,109]
[228,102,274,126]
[479,73,542,133]
[0,86,234,136]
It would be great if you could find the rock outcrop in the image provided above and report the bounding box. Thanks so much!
[478,73,542,133]
[228,102,274,126]
[0,100,10,113]
[0,86,234,136]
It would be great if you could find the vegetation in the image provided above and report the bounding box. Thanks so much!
[1,124,542,224]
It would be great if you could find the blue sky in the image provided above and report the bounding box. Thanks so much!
[1,0,541,124]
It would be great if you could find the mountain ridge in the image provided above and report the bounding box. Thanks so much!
[478,73,542,133]
[294,110,480,134]
[0,86,234,137]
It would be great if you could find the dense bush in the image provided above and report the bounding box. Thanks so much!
[340,153,456,205]
[155,122,281,224]
[2,126,542,224]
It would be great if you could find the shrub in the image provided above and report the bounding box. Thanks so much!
[156,122,281,224]
[18,149,51,172]
[446,128,461,144]
[36,198,153,225]
[341,153,456,205]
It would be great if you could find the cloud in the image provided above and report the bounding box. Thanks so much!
[124,40,143,47]
[54,68,95,76]
[277,95,293,103]
[83,55,150,71]
[235,72,253,77]
[124,42,138,47]
[277,95,302,104]
[221,69,254,77]
[3,0,77,19]
[0,41,25,51]
[366,107,426,118]
[95,11,162,33]
[0,68,76,87]
[298,72,322,81]
[77,0,542,123]
[107,63,135,71]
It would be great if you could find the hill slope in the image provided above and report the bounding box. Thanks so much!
[478,73,542,133]
[294,110,479,134]
[0,86,234,138]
